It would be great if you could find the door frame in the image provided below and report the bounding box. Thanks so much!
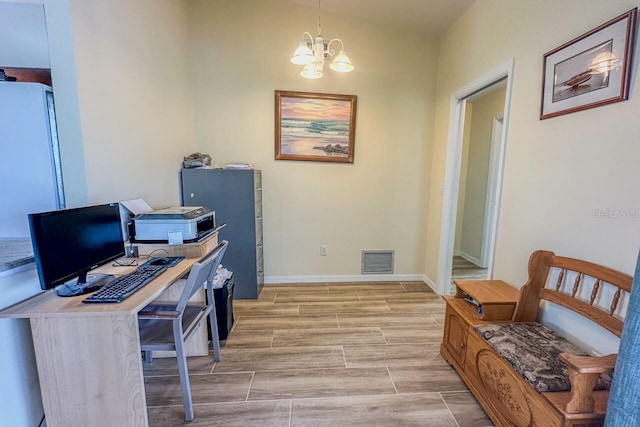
[436,59,515,295]
[479,116,504,268]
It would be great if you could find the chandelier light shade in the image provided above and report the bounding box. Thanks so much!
[290,0,353,79]
[329,50,354,72]
[300,63,323,79]
[291,41,315,65]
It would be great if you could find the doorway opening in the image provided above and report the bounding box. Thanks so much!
[453,85,505,280]
[437,60,515,295]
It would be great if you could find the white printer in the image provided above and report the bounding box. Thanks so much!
[133,206,215,242]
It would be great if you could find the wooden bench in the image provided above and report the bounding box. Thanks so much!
[441,250,633,427]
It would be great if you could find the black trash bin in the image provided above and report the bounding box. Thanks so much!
[208,278,234,342]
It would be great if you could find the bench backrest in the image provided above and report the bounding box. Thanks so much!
[512,250,633,337]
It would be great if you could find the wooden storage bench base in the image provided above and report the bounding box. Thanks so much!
[441,251,632,427]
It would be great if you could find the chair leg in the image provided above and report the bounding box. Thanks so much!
[209,306,221,362]
[207,287,221,362]
[142,350,153,363]
[174,325,194,422]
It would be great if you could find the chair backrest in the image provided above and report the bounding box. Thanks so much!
[202,240,229,286]
[175,241,229,313]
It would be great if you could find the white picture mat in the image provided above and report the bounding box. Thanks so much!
[542,19,629,115]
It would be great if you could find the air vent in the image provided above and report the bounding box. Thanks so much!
[361,250,394,274]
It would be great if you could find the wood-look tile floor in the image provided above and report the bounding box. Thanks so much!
[145,281,494,426]
[452,256,488,280]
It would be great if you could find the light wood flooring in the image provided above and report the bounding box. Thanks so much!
[144,282,493,426]
[452,256,488,280]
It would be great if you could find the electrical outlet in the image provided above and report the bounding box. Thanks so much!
[320,245,328,256]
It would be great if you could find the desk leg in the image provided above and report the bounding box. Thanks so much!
[31,314,148,427]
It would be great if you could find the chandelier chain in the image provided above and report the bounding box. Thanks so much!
[317,0,322,36]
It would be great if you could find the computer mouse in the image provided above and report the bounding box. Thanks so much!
[149,257,171,266]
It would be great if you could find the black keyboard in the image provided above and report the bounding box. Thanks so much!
[82,265,167,304]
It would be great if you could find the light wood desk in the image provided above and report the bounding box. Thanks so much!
[0,257,198,427]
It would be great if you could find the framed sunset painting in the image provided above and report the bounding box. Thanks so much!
[275,90,357,163]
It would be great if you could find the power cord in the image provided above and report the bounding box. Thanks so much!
[112,258,139,267]
[146,248,170,260]
[38,414,45,427]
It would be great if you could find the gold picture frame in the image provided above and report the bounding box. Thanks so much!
[275,90,357,163]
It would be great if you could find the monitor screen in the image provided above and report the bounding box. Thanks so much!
[29,203,125,290]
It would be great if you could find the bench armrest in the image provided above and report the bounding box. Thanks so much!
[560,353,617,374]
[559,352,617,414]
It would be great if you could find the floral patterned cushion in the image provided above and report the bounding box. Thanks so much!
[474,322,612,393]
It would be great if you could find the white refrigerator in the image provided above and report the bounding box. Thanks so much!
[0,81,65,237]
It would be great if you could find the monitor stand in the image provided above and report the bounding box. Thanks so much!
[55,274,115,297]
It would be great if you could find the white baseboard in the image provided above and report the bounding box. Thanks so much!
[264,274,425,284]
[422,274,439,293]
[456,251,482,267]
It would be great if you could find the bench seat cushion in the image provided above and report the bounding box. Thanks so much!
[475,322,612,393]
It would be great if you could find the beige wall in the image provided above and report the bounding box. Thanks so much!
[68,0,195,208]
[428,0,640,351]
[459,87,505,262]
[188,0,438,280]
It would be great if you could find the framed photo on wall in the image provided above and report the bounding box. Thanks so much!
[275,90,357,163]
[540,8,637,120]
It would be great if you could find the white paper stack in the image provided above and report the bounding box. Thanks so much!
[224,163,254,170]
[211,264,233,288]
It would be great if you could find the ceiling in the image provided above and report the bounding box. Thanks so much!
[281,0,477,37]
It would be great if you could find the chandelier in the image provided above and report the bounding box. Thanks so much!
[290,0,354,79]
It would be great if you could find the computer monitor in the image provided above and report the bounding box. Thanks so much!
[29,203,125,294]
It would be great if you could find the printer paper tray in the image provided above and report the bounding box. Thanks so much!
[130,224,225,244]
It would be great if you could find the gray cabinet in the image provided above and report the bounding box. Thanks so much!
[181,169,263,299]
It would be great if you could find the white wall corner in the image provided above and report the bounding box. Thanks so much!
[422,274,439,293]
[456,251,482,267]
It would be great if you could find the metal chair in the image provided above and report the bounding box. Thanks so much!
[138,240,228,421]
